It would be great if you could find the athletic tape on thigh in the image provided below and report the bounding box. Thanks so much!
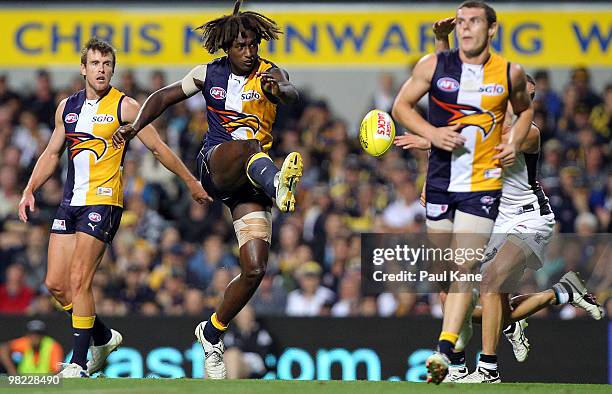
[233,211,272,248]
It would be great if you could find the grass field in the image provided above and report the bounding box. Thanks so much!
[0,379,608,394]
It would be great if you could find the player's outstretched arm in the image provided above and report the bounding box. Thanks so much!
[112,65,206,148]
[121,96,212,204]
[392,55,466,151]
[258,67,299,105]
[433,17,455,53]
[493,63,534,167]
[18,99,67,222]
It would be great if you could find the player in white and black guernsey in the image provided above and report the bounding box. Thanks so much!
[467,75,604,383]
[396,17,605,384]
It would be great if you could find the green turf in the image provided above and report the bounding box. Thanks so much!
[0,379,609,394]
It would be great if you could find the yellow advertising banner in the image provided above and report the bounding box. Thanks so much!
[0,7,610,67]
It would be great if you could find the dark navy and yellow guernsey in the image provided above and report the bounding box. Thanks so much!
[196,56,279,211]
[425,49,511,221]
[50,87,125,243]
[202,56,278,153]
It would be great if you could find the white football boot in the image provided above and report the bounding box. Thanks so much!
[557,271,604,319]
[503,319,530,362]
[275,152,303,212]
[442,364,469,383]
[57,363,89,378]
[194,321,227,379]
[87,329,123,374]
[462,367,501,383]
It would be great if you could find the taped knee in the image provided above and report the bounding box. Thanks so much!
[233,211,272,248]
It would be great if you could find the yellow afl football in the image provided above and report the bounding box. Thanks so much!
[359,109,396,157]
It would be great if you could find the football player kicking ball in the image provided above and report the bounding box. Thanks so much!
[112,1,302,379]
[394,17,604,383]
[18,38,211,378]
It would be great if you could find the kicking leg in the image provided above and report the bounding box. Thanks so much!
[209,139,303,212]
[245,150,302,213]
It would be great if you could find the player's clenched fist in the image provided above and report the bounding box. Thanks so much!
[112,124,139,149]
[257,71,281,96]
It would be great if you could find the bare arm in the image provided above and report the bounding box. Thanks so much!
[0,342,17,375]
[18,100,67,222]
[507,63,534,150]
[493,63,534,167]
[392,54,465,151]
[502,102,539,154]
[520,124,540,154]
[113,65,206,147]
[392,54,437,139]
[121,97,212,204]
[501,123,540,154]
[258,67,299,105]
[132,82,188,132]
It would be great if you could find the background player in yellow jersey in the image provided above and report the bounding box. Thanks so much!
[17,38,210,378]
[392,1,534,384]
[112,1,302,379]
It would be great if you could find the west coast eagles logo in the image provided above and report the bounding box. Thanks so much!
[432,96,496,139]
[207,106,261,135]
[65,132,107,161]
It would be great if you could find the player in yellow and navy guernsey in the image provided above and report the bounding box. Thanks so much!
[18,38,210,378]
[392,1,534,384]
[112,1,302,379]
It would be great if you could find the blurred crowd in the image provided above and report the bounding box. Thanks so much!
[0,66,610,320]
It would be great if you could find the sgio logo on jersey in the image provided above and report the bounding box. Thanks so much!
[92,114,115,124]
[241,90,261,102]
[479,84,505,96]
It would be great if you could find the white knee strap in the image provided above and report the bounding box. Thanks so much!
[233,211,272,248]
